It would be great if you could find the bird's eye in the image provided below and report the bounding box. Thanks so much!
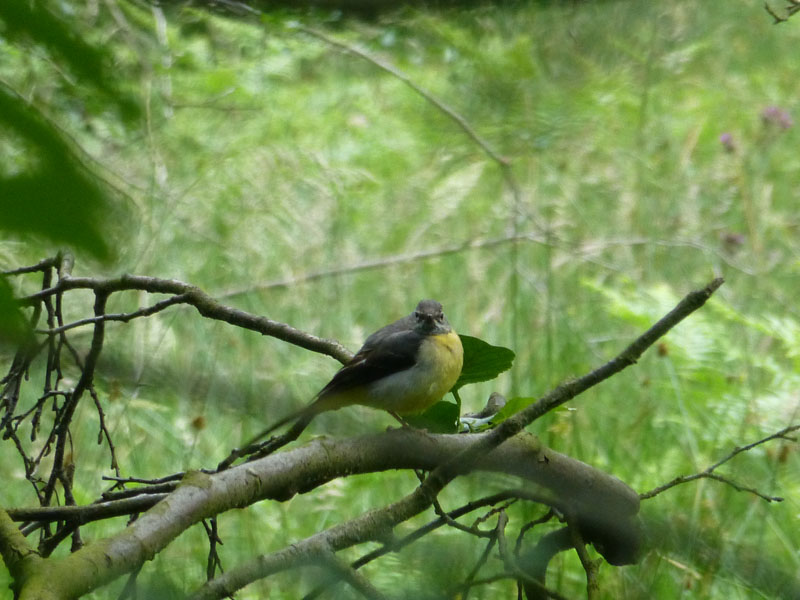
[437,312,444,320]
[414,311,422,319]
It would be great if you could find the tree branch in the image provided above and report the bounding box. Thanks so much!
[8,494,167,528]
[0,508,42,595]
[566,514,600,600]
[35,293,191,335]
[7,428,632,599]
[3,278,723,599]
[639,423,799,502]
[405,278,723,570]
[297,25,509,168]
[20,273,352,364]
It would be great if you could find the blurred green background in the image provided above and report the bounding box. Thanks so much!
[1,1,799,598]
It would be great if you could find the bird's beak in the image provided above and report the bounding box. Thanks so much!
[418,312,437,330]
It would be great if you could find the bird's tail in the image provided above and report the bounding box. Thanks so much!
[259,402,318,438]
[217,401,323,470]
[245,394,334,448]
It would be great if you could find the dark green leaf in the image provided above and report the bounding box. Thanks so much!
[0,2,139,121]
[0,86,113,260]
[0,279,28,345]
[452,334,515,391]
[404,401,460,433]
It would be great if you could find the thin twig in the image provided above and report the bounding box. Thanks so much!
[318,552,388,600]
[639,423,799,501]
[430,495,495,538]
[42,291,109,508]
[514,509,555,558]
[35,294,192,335]
[90,388,119,474]
[459,528,498,600]
[494,509,511,570]
[1,257,60,276]
[100,482,179,502]
[102,473,186,486]
[299,490,549,600]
[298,26,509,168]
[565,514,599,600]
[7,494,167,524]
[218,233,543,298]
[203,518,224,581]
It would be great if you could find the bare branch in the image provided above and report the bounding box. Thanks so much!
[190,278,721,599]
[35,293,191,335]
[317,552,388,600]
[41,290,109,515]
[639,423,799,501]
[420,278,724,510]
[459,524,498,599]
[514,508,555,558]
[1,257,60,276]
[2,271,722,599]
[298,26,509,168]
[7,494,167,526]
[21,274,352,364]
[566,514,600,600]
[202,518,224,581]
[219,233,544,299]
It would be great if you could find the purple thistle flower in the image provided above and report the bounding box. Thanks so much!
[719,132,736,153]
[761,105,793,130]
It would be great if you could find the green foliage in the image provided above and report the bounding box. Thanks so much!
[1,1,799,599]
[453,334,515,391]
[0,1,139,261]
[404,399,460,432]
[0,86,112,259]
[394,333,514,432]
[0,2,137,119]
[0,278,27,345]
[492,395,537,424]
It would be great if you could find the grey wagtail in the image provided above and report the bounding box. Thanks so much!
[263,299,463,436]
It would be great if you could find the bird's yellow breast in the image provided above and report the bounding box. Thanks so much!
[363,331,463,415]
[422,331,464,391]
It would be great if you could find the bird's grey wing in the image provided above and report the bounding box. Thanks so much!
[317,329,422,397]
[358,313,415,352]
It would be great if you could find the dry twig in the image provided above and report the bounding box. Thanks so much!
[640,423,799,502]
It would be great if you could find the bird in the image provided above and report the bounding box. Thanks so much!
[262,299,463,437]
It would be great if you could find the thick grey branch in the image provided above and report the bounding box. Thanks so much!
[13,430,636,599]
[190,430,635,599]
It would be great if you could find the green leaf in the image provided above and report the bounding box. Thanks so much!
[452,334,515,391]
[491,396,537,424]
[0,86,113,260]
[404,401,460,433]
[0,279,28,345]
[0,2,139,121]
